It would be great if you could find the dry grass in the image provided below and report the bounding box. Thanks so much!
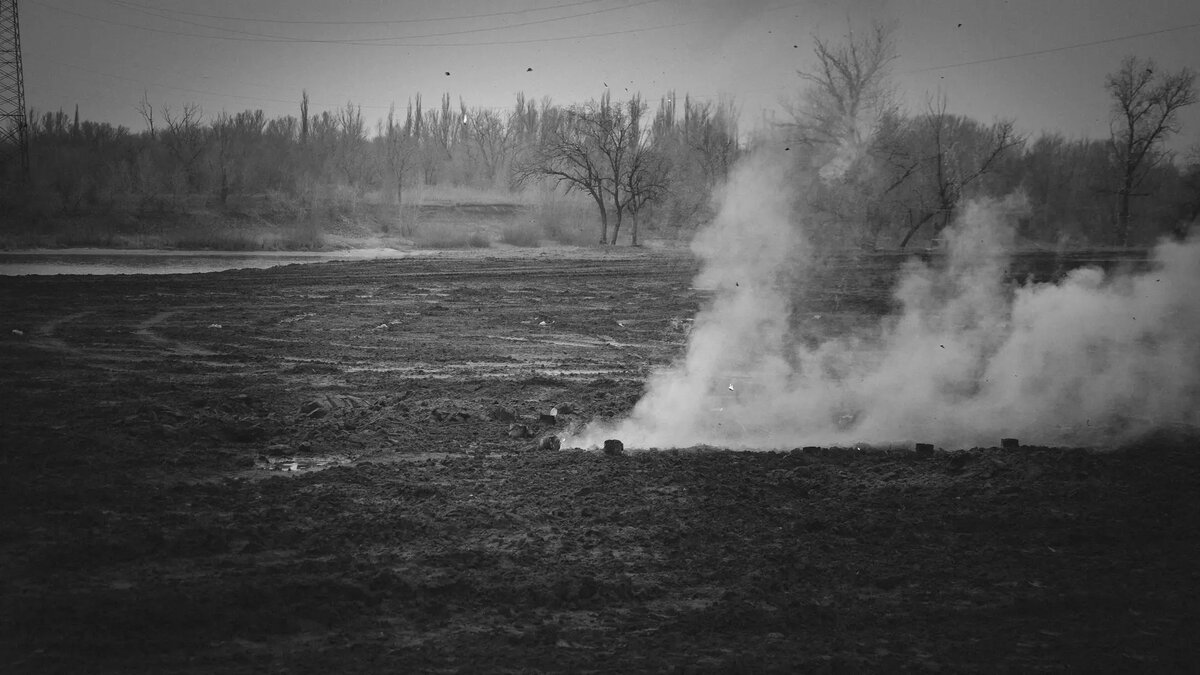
[498,222,542,247]
[410,183,529,206]
[530,191,598,246]
[410,222,492,249]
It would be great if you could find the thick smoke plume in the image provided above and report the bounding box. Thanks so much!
[572,153,1200,450]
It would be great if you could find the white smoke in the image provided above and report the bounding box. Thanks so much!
[571,153,1200,450]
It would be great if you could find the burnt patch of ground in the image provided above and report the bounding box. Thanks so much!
[1,249,1197,673]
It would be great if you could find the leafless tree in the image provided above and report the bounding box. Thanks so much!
[785,22,909,247]
[514,100,611,243]
[136,91,156,140]
[786,21,898,149]
[897,94,1022,248]
[1105,56,1197,245]
[622,144,670,246]
[382,104,417,207]
[210,109,266,205]
[466,108,516,187]
[335,101,372,191]
[595,93,639,244]
[300,90,309,145]
[162,103,204,187]
[515,93,667,244]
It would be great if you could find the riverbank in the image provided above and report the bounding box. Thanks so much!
[0,188,605,252]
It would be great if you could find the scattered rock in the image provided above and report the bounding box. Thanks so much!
[487,406,516,422]
[915,443,935,457]
[538,435,561,451]
[265,444,290,456]
[539,412,558,426]
[603,439,624,456]
[430,408,471,423]
[555,403,575,415]
[508,423,530,439]
[11,329,23,336]
[1001,438,1020,449]
[946,453,969,472]
[300,401,328,419]
[298,394,366,420]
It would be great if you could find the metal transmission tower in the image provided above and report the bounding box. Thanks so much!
[0,0,28,181]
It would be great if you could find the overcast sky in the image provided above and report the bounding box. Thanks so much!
[21,0,1200,148]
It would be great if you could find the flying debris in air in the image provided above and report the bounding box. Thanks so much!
[526,67,533,72]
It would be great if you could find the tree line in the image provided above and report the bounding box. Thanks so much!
[1,27,1196,248]
[778,23,1198,249]
[0,88,738,241]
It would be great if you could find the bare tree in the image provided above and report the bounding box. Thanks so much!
[515,99,611,243]
[210,109,266,205]
[786,22,907,247]
[300,90,309,145]
[622,144,670,246]
[595,93,638,244]
[515,93,668,245]
[897,95,1022,248]
[135,91,156,140]
[382,103,417,207]
[162,103,204,187]
[1106,56,1197,245]
[605,94,671,244]
[335,101,372,191]
[466,108,516,187]
[786,21,898,149]
[683,96,739,188]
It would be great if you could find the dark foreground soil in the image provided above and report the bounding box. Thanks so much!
[2,248,1197,673]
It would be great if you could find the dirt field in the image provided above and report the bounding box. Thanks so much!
[2,248,1197,673]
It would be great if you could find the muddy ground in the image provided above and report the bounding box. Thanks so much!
[1,248,1197,673]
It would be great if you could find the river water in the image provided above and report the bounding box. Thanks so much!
[0,248,421,276]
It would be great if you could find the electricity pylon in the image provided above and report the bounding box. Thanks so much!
[0,0,29,181]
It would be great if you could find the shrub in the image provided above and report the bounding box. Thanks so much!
[411,222,491,249]
[529,190,595,245]
[499,222,542,247]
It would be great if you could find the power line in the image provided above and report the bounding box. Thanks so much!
[41,58,314,108]
[101,0,617,26]
[34,54,529,112]
[35,0,675,46]
[910,20,1200,73]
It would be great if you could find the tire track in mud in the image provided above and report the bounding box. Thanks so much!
[216,255,698,287]
[32,310,94,355]
[133,309,219,357]
[8,253,700,383]
[29,306,229,367]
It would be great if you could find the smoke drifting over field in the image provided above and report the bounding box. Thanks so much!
[573,152,1200,450]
